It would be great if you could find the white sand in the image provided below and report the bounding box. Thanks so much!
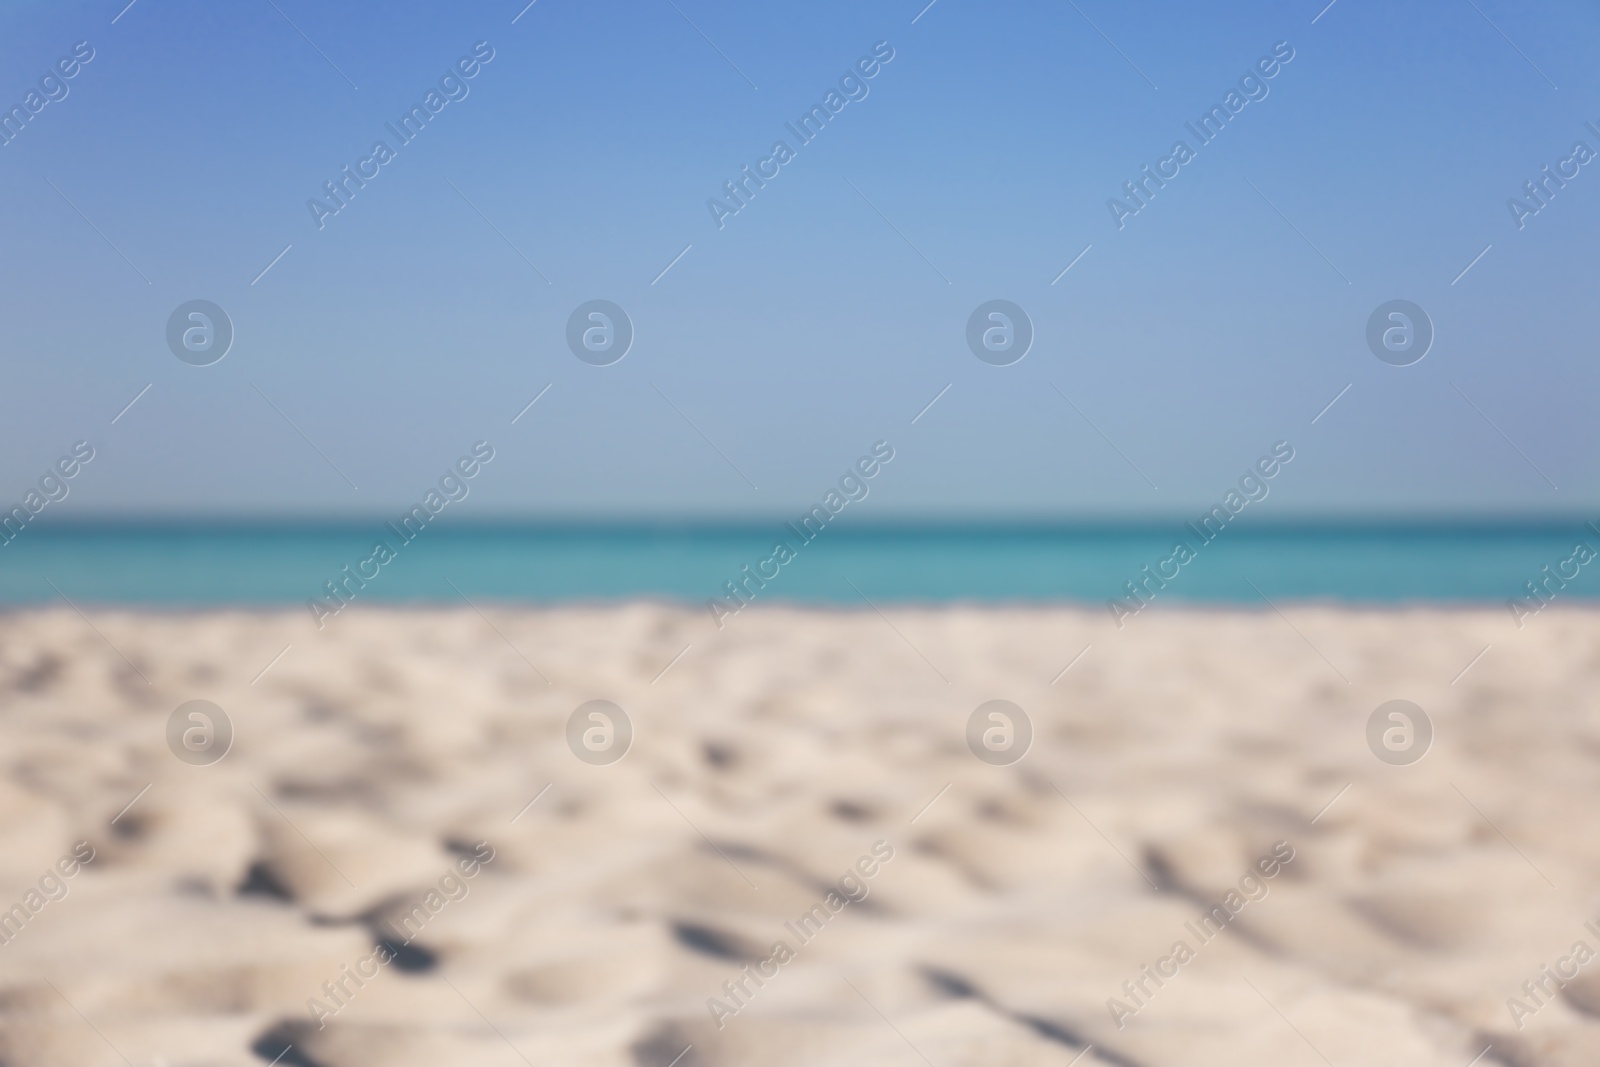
[0,603,1594,1066]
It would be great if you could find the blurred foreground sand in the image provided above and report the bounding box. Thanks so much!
[1,604,1597,1066]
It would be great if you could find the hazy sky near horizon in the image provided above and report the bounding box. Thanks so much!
[1,0,1597,521]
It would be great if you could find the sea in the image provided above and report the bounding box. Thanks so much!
[0,520,1593,610]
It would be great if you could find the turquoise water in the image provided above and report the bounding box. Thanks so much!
[0,521,1593,608]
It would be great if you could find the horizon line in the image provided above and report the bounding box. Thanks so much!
[17,512,1600,533]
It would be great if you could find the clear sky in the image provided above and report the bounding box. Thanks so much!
[1,0,1596,520]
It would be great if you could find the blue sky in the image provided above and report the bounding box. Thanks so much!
[1,0,1596,519]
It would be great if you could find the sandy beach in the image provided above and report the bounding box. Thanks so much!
[1,603,1595,1066]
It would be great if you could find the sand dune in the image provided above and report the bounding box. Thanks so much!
[0,603,1594,1066]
